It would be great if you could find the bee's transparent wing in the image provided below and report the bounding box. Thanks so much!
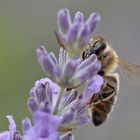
[117,58,140,85]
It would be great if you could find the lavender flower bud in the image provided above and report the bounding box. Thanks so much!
[22,118,32,135]
[28,97,38,113]
[82,75,103,103]
[57,8,71,34]
[74,12,84,25]
[86,13,101,34]
[36,46,56,76]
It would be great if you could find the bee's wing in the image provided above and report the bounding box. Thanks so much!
[117,57,140,85]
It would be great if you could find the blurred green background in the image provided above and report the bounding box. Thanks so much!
[1,0,140,139]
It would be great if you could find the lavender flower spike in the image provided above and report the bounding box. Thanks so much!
[57,8,101,52]
[26,74,103,138]
[0,8,104,140]
[37,46,101,89]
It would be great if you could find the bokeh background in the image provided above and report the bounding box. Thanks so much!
[1,0,140,140]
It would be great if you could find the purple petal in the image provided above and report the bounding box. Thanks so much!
[78,54,97,70]
[59,89,68,110]
[38,78,60,112]
[61,108,76,124]
[40,55,55,74]
[39,101,51,113]
[67,23,79,44]
[0,131,10,140]
[85,57,101,78]
[74,12,84,24]
[22,118,32,135]
[59,48,67,68]
[82,75,103,103]
[13,132,23,140]
[63,58,78,78]
[29,87,36,97]
[28,97,38,113]
[33,84,47,104]
[24,112,62,140]
[36,46,48,63]
[36,46,56,75]
[70,54,101,85]
[74,115,90,126]
[86,13,101,34]
[78,24,90,48]
[35,78,60,94]
[61,90,78,109]
[78,54,101,80]
[33,111,62,138]
[57,8,71,34]
[6,116,16,140]
[48,52,58,66]
[69,69,89,86]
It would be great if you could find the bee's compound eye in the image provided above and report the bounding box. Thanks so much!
[92,40,106,55]
[101,92,112,99]
[94,41,102,49]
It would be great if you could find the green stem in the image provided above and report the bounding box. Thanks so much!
[53,88,64,114]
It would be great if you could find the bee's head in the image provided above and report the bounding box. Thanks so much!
[82,36,107,60]
[89,36,107,56]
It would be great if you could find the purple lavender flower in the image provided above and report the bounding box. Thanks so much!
[57,8,100,52]
[27,8,102,139]
[26,75,103,138]
[37,46,101,89]
[0,8,103,140]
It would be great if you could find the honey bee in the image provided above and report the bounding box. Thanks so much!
[82,36,140,126]
[55,31,140,126]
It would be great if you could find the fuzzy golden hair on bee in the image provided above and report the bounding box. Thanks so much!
[99,45,119,74]
[88,73,119,126]
[83,35,140,126]
[82,35,119,75]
